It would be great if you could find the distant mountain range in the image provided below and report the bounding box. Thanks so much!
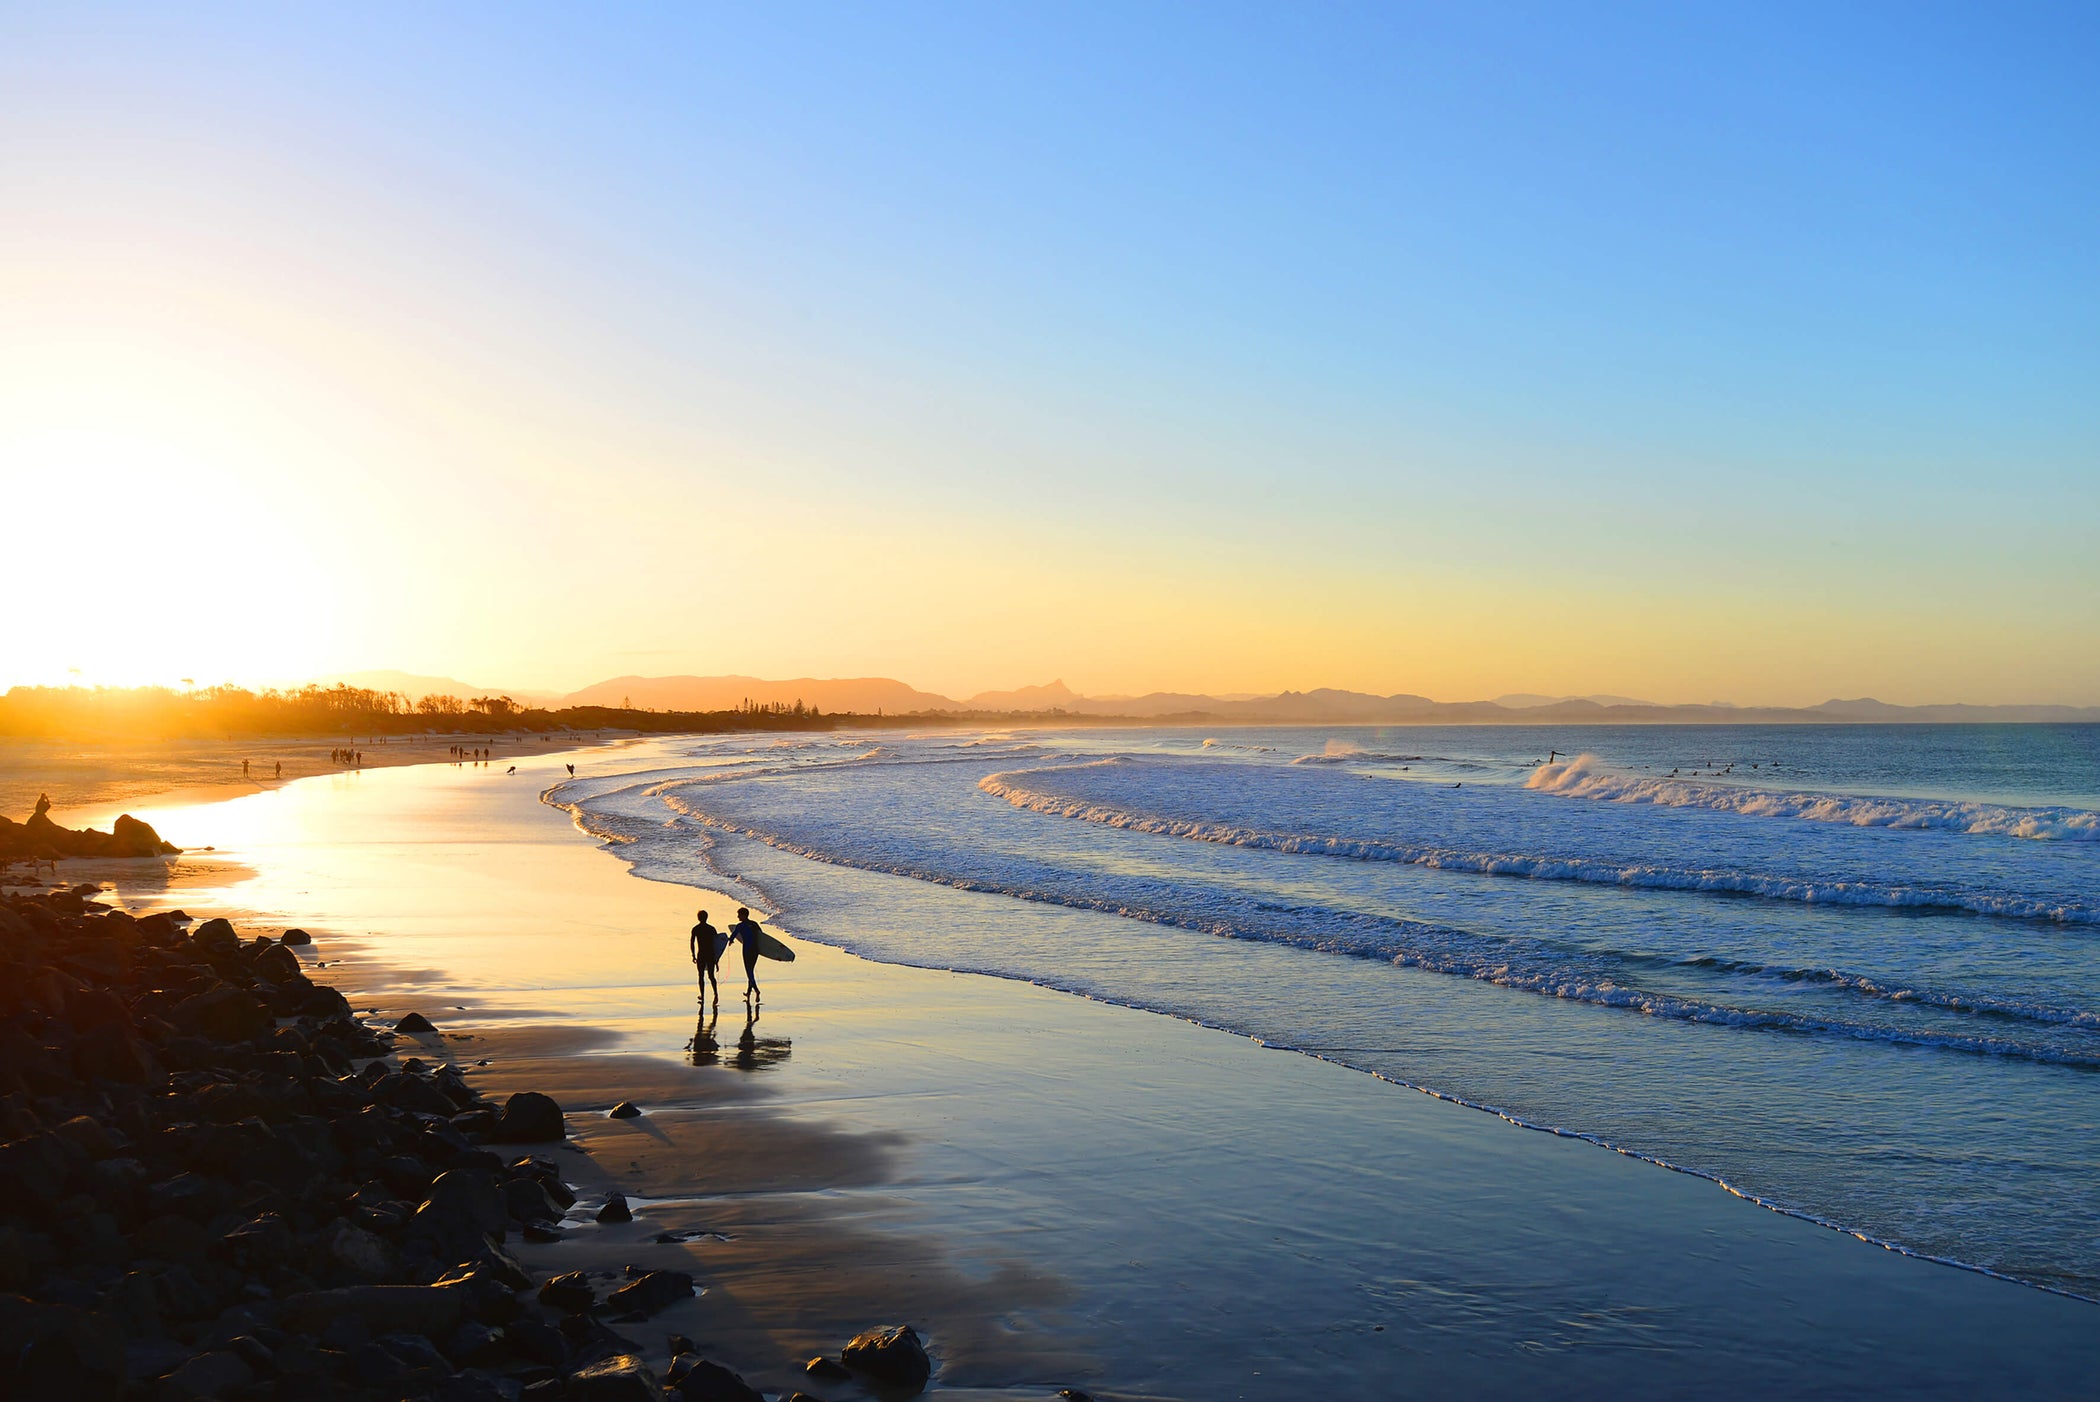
[311,670,2100,724]
[541,675,2100,724]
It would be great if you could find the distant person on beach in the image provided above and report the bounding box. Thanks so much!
[730,907,765,1001]
[274,761,282,779]
[241,759,250,779]
[690,908,721,1004]
[566,763,575,776]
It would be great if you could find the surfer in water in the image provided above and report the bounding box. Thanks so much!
[689,908,722,1005]
[731,907,765,1002]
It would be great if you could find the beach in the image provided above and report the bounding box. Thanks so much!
[0,732,633,834]
[24,733,2093,1397]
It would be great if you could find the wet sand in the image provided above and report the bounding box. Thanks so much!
[50,741,2100,1399]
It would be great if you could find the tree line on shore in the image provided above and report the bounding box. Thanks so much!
[0,685,896,741]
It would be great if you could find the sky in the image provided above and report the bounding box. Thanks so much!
[2,2,2095,706]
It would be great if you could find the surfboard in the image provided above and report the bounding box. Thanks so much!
[711,929,731,960]
[747,927,795,962]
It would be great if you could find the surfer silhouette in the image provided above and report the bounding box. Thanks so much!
[690,908,722,1004]
[730,907,765,1002]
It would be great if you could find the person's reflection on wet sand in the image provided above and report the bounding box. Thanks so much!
[688,1005,791,1071]
[686,1006,721,1067]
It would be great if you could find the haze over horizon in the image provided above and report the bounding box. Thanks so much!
[6,4,2096,707]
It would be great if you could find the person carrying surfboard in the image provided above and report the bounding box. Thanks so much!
[731,906,767,1002]
[690,908,725,1004]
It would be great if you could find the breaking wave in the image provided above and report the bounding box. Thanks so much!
[1528,754,2100,842]
[978,769,2100,924]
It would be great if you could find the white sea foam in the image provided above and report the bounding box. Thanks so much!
[1527,754,2100,841]
[977,769,2100,923]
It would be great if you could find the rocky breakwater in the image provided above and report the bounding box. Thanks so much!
[0,887,788,1401]
[0,795,180,867]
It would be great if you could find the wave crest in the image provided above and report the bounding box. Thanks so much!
[1525,755,2100,842]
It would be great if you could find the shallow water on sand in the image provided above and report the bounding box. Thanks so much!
[99,739,2100,1398]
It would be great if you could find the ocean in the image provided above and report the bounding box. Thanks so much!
[552,723,2100,1300]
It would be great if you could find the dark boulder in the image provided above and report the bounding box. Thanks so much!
[842,1323,932,1392]
[281,1284,465,1339]
[670,1357,765,1402]
[253,942,303,984]
[0,1296,128,1401]
[489,1092,565,1143]
[608,1101,642,1118]
[804,1355,852,1380]
[570,1353,663,1402]
[191,918,239,956]
[603,1269,692,1319]
[595,1191,633,1225]
[161,1349,256,1398]
[537,1271,596,1314]
[396,1012,438,1034]
[279,927,312,945]
[169,986,270,1043]
[411,1168,507,1255]
[109,814,178,857]
[502,1175,562,1223]
[432,1368,521,1402]
[506,1313,569,1367]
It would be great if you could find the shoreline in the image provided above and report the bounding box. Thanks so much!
[35,741,2100,1397]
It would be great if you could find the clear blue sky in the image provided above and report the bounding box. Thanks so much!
[3,3,2095,702]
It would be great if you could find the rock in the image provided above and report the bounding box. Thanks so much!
[412,1168,507,1246]
[443,1317,506,1366]
[169,986,270,1043]
[489,1091,565,1143]
[253,941,303,983]
[0,1298,128,1399]
[842,1323,932,1392]
[53,1115,116,1160]
[805,1355,852,1380]
[456,1240,537,1292]
[431,1265,522,1327]
[162,1349,256,1398]
[325,1220,396,1282]
[281,1284,465,1339]
[502,1175,561,1223]
[383,1071,464,1117]
[433,1369,525,1402]
[506,1313,569,1367]
[668,1334,695,1357]
[109,813,179,856]
[1058,1391,1098,1401]
[669,1356,765,1402]
[608,1101,642,1118]
[595,1191,634,1225]
[279,927,312,945]
[603,1269,692,1319]
[191,917,239,955]
[396,1012,438,1034]
[522,1219,564,1243]
[570,1352,664,1402]
[537,1271,595,1314]
[134,1214,211,1261]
